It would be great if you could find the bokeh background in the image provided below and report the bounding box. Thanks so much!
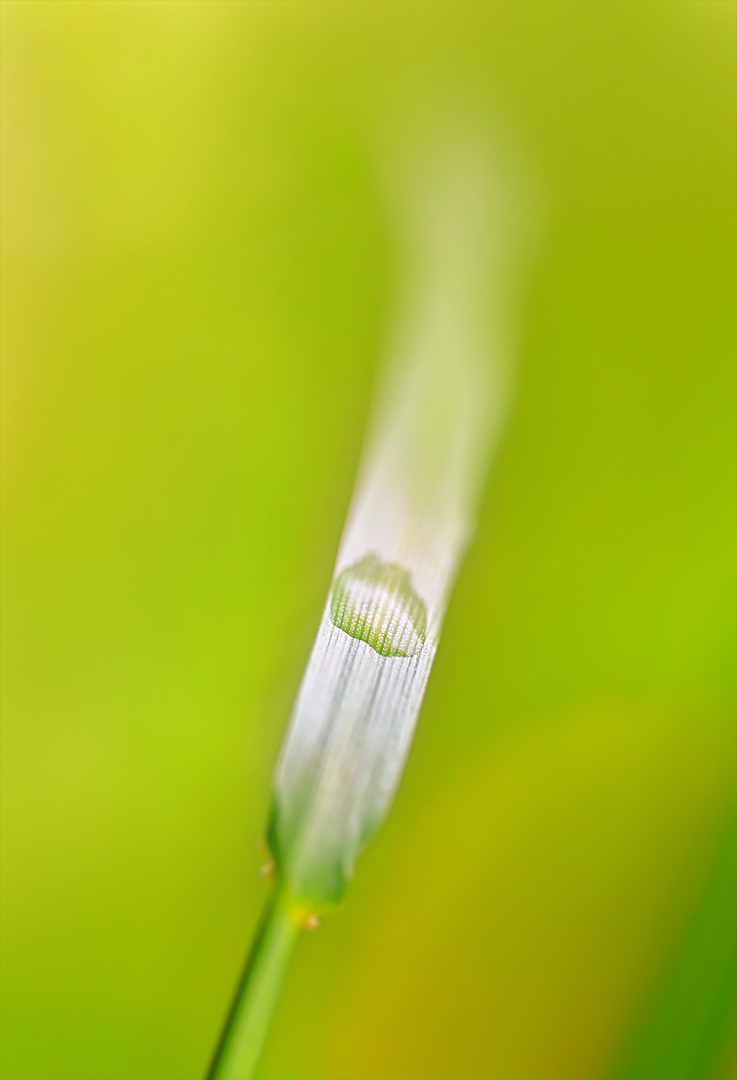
[1,2,735,1079]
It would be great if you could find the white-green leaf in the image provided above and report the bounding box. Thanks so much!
[270,124,533,904]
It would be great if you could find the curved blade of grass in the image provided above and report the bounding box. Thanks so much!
[271,125,532,907]
[612,807,737,1080]
[208,118,534,1080]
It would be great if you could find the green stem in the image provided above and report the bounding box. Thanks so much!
[206,882,301,1080]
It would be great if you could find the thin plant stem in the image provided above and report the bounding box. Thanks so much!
[206,882,301,1080]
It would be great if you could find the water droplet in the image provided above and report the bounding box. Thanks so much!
[330,554,427,657]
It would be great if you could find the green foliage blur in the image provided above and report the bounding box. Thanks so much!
[1,2,735,1078]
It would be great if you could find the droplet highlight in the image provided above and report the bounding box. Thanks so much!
[330,554,427,657]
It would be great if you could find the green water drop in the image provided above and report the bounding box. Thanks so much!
[330,554,427,657]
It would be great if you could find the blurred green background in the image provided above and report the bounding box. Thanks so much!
[1,2,735,1079]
